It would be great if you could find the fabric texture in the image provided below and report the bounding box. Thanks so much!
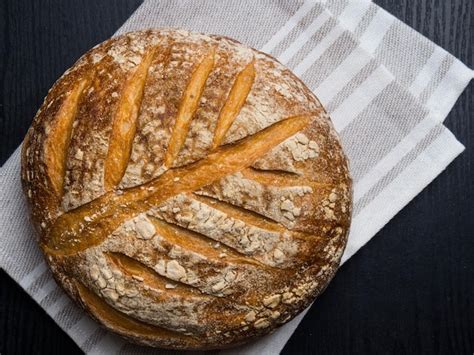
[0,1,472,354]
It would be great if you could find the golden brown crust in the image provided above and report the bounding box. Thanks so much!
[21,29,352,350]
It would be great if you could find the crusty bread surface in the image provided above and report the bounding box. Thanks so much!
[21,29,352,350]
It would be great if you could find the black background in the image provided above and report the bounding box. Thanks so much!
[1,1,472,354]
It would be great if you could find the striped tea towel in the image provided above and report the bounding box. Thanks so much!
[0,1,472,354]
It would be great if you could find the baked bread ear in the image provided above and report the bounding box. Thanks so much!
[21,29,352,350]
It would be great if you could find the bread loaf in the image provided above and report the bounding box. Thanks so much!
[21,29,352,350]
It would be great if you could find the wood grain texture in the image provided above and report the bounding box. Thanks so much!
[0,0,472,354]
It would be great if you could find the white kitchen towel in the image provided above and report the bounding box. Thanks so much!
[0,1,472,354]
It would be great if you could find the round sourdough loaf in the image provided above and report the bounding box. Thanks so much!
[21,29,352,349]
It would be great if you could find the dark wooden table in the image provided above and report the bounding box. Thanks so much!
[1,1,472,354]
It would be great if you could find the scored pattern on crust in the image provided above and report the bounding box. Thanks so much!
[44,76,92,197]
[164,48,216,167]
[104,47,157,190]
[212,59,256,149]
[21,30,352,350]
